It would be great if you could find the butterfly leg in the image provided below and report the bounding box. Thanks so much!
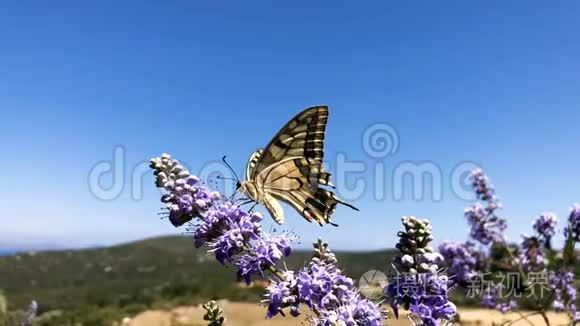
[238,200,254,206]
[228,187,241,201]
[248,203,257,212]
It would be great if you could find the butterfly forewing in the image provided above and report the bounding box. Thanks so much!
[249,106,328,179]
[245,106,356,225]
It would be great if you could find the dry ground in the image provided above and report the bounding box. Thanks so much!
[127,301,572,326]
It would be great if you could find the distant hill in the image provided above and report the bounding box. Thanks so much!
[0,249,16,256]
[2,236,578,325]
[0,235,396,314]
[0,243,94,257]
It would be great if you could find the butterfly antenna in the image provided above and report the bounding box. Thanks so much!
[222,156,241,183]
[216,176,238,181]
[339,200,359,211]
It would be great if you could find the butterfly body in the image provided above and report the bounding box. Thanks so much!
[238,106,357,225]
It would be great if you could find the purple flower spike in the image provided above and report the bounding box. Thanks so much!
[151,154,220,226]
[409,301,457,326]
[465,204,506,245]
[201,203,263,263]
[471,168,496,203]
[481,284,518,314]
[236,234,293,284]
[264,239,383,325]
[387,217,457,325]
[565,204,580,241]
[264,270,300,318]
[439,241,486,284]
[471,169,496,202]
[550,270,577,319]
[464,169,507,246]
[519,235,545,272]
[533,213,558,240]
[314,295,384,326]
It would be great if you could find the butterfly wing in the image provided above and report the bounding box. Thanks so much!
[262,192,285,224]
[246,148,332,188]
[249,105,328,179]
[261,157,357,225]
[247,106,357,225]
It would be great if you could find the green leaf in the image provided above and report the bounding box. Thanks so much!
[562,223,576,266]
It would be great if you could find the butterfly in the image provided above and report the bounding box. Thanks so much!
[233,105,358,225]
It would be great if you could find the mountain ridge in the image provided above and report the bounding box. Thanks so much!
[0,235,396,313]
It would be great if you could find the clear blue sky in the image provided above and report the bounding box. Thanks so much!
[1,1,579,250]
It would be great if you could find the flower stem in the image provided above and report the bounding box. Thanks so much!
[267,264,286,281]
[503,312,539,326]
[540,311,551,326]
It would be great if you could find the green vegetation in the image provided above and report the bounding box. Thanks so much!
[0,236,395,325]
[6,236,572,325]
[0,291,6,316]
[202,300,226,326]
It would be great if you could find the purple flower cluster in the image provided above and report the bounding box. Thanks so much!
[550,270,579,321]
[481,284,518,314]
[150,154,293,284]
[313,294,383,326]
[438,241,486,284]
[386,217,457,325]
[446,168,579,323]
[236,234,292,284]
[264,240,383,325]
[194,204,293,281]
[464,170,506,245]
[410,301,456,326]
[464,204,506,245]
[151,154,383,325]
[264,270,301,318]
[150,154,219,226]
[386,273,456,326]
[149,155,580,325]
[306,265,382,326]
[518,235,545,272]
[471,168,496,202]
[565,204,580,241]
[533,212,558,240]
[194,202,263,264]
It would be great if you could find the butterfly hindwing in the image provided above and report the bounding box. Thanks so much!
[269,182,351,225]
[258,157,355,225]
[263,192,285,224]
